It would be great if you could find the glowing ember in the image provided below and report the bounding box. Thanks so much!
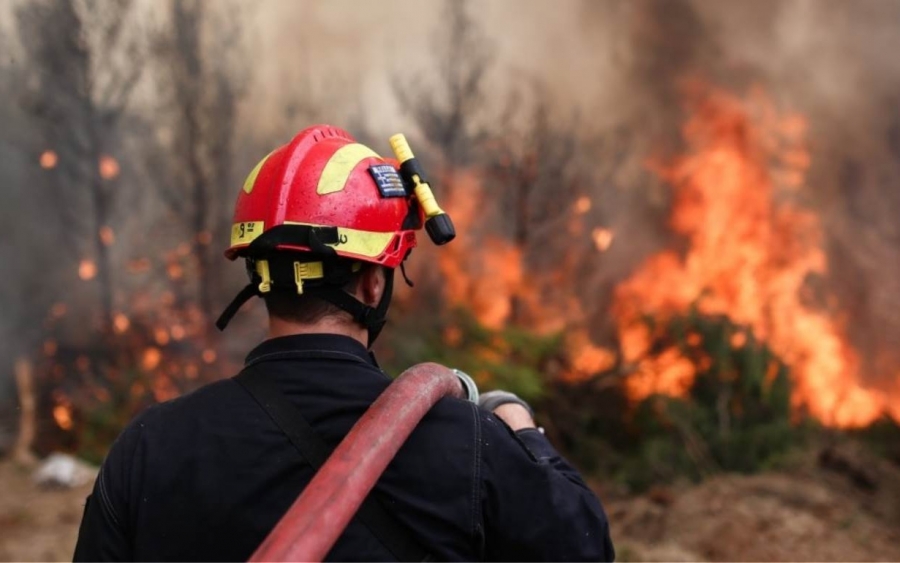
[43,340,58,356]
[40,150,58,169]
[167,262,184,280]
[99,226,115,246]
[197,231,213,245]
[154,327,170,346]
[201,349,217,364]
[574,196,592,214]
[50,302,67,319]
[170,325,186,341]
[612,84,889,427]
[98,155,120,180]
[113,313,130,334]
[78,259,97,281]
[592,228,614,252]
[53,404,73,431]
[141,347,162,371]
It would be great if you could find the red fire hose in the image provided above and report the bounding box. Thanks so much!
[249,362,468,562]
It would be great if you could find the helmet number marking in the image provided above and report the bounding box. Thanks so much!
[230,221,265,246]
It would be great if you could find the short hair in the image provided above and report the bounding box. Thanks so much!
[262,262,373,324]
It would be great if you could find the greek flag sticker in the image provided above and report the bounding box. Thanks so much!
[369,164,407,198]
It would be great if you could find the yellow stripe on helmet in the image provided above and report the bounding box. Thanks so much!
[316,144,379,195]
[242,151,274,194]
[285,221,394,258]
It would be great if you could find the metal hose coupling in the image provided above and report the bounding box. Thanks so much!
[452,369,479,404]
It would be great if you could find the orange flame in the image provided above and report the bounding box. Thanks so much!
[40,150,58,169]
[78,259,97,281]
[53,404,73,431]
[613,84,889,427]
[98,155,120,180]
[113,313,130,334]
[592,227,614,252]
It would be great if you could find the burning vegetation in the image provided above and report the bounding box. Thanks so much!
[1,0,899,492]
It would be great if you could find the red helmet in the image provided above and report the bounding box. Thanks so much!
[216,125,454,340]
[225,125,420,267]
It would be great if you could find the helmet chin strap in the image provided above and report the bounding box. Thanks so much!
[216,267,395,349]
[307,268,394,348]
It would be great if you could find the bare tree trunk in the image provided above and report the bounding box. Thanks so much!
[12,358,37,467]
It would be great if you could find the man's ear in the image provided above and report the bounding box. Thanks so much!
[359,266,385,308]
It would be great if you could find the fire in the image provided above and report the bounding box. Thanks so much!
[154,327,170,346]
[592,227,614,252]
[574,196,592,214]
[167,262,184,280]
[141,347,162,371]
[612,84,889,427]
[53,404,73,431]
[40,150,58,169]
[113,313,130,334]
[78,259,97,280]
[98,155,120,180]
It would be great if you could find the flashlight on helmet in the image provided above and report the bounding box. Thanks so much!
[389,134,456,246]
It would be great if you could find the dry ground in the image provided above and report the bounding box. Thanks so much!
[1,442,899,561]
[607,443,900,561]
[0,461,93,561]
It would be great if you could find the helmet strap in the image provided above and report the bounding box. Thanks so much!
[215,283,260,331]
[215,264,395,349]
[310,267,394,348]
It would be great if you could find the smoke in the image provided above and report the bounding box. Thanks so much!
[2,0,900,436]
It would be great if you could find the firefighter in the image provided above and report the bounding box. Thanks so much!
[73,125,615,561]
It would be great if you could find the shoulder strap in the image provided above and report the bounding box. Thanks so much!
[234,368,433,562]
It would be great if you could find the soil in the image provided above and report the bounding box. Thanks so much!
[0,461,93,562]
[1,441,899,561]
[607,443,900,561]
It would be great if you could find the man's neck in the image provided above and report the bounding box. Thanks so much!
[267,315,368,348]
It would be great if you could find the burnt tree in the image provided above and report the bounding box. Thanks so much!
[16,0,144,333]
[154,0,244,327]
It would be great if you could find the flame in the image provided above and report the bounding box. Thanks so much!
[592,227,614,252]
[154,327,170,346]
[98,155,120,180]
[51,390,75,431]
[170,324,186,340]
[612,84,889,427]
[113,313,130,334]
[574,196,592,214]
[566,330,617,382]
[40,150,58,169]
[167,262,184,280]
[141,347,162,371]
[201,349,217,364]
[53,404,73,431]
[78,259,97,280]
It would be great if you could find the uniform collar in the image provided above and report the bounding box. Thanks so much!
[245,333,375,367]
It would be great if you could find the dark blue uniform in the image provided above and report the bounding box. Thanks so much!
[73,334,615,561]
